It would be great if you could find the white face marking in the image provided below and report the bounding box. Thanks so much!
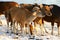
[32,12,37,16]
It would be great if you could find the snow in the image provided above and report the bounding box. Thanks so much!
[0,15,60,40]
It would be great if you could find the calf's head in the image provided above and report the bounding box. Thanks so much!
[32,6,45,17]
[43,5,52,16]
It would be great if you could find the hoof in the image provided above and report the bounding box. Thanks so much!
[0,21,2,26]
[16,33,18,35]
[47,38,49,39]
[40,39,43,40]
[11,32,14,33]
[51,32,53,35]
[41,34,44,36]
[6,31,9,33]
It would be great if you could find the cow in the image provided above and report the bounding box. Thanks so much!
[0,1,19,27]
[0,2,19,33]
[0,1,19,15]
[43,4,60,35]
[34,4,60,35]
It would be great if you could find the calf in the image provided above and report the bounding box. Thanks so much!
[4,6,46,35]
[37,4,60,35]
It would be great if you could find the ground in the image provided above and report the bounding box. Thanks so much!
[0,15,60,40]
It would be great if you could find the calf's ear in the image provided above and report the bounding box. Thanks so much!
[40,4,43,8]
[49,6,53,9]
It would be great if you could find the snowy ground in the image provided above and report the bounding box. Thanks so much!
[0,15,60,40]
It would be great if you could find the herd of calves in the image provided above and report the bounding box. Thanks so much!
[0,1,60,35]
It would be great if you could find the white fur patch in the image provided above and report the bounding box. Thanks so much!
[33,12,37,16]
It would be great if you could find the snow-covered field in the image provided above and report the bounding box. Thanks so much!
[0,15,60,40]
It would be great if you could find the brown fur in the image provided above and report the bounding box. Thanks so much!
[5,6,44,34]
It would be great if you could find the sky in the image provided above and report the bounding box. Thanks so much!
[0,0,60,6]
